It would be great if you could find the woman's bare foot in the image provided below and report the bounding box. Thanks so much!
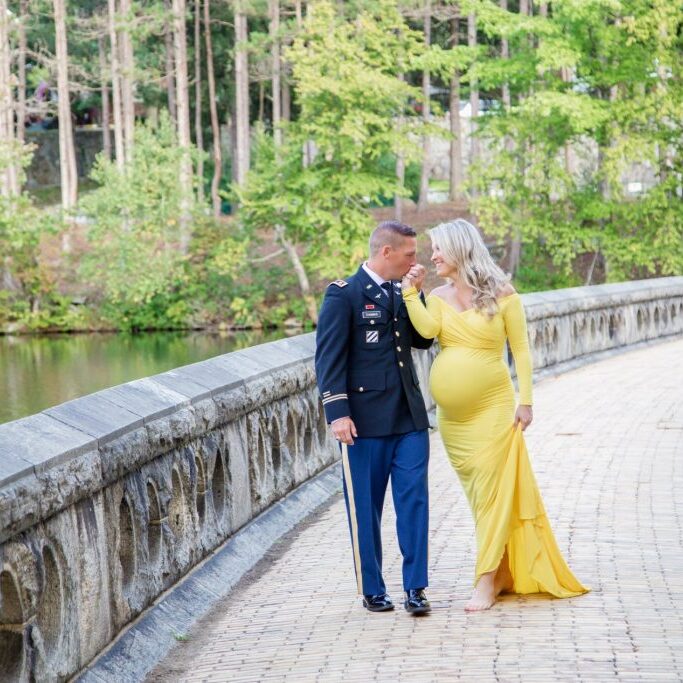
[494,557,514,597]
[465,552,514,612]
[465,571,496,612]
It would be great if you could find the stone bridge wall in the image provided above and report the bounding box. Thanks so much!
[520,277,683,371]
[1,276,682,682]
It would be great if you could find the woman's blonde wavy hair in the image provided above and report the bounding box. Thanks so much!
[428,219,510,318]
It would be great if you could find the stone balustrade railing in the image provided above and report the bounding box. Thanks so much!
[1,276,682,682]
[519,277,683,370]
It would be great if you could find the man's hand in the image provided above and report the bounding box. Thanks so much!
[331,416,358,445]
[402,264,426,292]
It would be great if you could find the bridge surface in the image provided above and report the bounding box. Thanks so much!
[148,338,683,682]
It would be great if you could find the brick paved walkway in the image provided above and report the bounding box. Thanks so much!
[149,339,683,682]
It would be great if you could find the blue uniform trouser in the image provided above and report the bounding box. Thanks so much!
[340,429,429,596]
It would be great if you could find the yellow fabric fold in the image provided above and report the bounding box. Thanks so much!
[456,425,588,597]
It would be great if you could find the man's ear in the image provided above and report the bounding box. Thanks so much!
[381,244,393,259]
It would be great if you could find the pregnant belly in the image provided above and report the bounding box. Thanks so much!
[429,347,513,419]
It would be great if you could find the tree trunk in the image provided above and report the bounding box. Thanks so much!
[523,0,534,56]
[281,77,291,122]
[98,34,112,160]
[519,0,530,102]
[275,225,318,324]
[269,0,282,147]
[16,0,28,145]
[203,0,222,218]
[417,0,431,212]
[164,0,177,123]
[2,257,21,292]
[119,0,135,166]
[395,153,405,221]
[194,0,204,201]
[585,249,600,286]
[53,0,78,209]
[294,1,312,164]
[108,0,125,170]
[395,71,406,220]
[563,63,575,174]
[172,0,193,252]
[507,237,522,276]
[500,0,519,274]
[234,3,250,185]
[449,13,464,202]
[0,79,20,321]
[0,0,17,196]
[500,0,510,110]
[467,12,479,168]
[655,19,671,184]
[258,80,265,123]
[269,0,314,321]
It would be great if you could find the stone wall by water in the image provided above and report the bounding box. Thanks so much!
[1,277,682,682]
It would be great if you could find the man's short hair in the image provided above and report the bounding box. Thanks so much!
[369,220,417,256]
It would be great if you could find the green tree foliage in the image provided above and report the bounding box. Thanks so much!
[78,114,192,330]
[236,0,432,279]
[5,0,683,335]
[0,142,70,329]
[79,113,244,331]
[465,0,683,283]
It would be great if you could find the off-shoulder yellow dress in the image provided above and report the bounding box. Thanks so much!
[403,286,588,598]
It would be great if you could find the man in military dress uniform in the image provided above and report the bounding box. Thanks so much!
[315,220,434,614]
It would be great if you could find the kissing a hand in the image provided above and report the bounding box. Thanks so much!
[403,264,426,291]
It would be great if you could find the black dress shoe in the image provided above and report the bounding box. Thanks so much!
[362,593,395,612]
[404,588,431,615]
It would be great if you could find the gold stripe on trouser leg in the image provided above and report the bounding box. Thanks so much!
[341,443,363,595]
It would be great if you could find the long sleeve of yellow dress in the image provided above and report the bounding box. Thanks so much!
[501,295,533,405]
[402,286,442,339]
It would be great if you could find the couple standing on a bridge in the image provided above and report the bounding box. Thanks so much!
[315,219,589,614]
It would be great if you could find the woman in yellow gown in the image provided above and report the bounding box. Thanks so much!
[402,219,589,611]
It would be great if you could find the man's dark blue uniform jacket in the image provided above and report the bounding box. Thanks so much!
[315,265,434,438]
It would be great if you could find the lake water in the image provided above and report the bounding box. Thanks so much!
[0,329,290,425]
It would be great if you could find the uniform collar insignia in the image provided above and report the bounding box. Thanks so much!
[357,264,394,313]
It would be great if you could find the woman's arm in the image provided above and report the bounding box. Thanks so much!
[409,290,435,349]
[502,294,533,406]
[402,286,443,339]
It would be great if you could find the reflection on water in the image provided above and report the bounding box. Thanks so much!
[0,329,289,425]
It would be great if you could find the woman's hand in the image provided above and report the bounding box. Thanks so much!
[402,265,425,291]
[401,273,415,290]
[514,404,533,431]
